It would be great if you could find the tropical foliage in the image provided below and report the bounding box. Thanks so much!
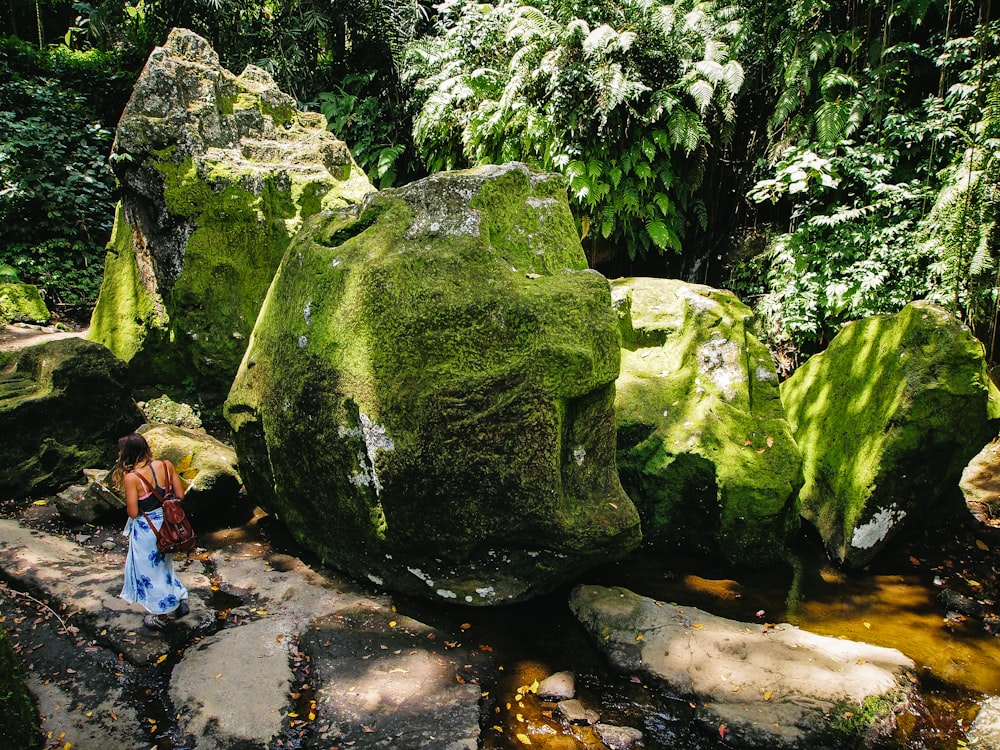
[734,0,1000,363]
[0,36,130,308]
[405,0,746,261]
[2,0,999,368]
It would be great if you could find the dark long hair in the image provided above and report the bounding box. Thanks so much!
[111,433,152,489]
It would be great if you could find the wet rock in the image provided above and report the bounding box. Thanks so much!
[613,278,801,565]
[570,584,916,749]
[937,588,987,619]
[595,723,643,750]
[537,670,575,701]
[88,28,373,397]
[226,162,641,605]
[557,698,599,725]
[781,301,1000,568]
[0,338,144,498]
[968,696,1000,750]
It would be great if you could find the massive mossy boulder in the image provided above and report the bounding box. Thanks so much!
[0,338,143,498]
[612,278,801,565]
[87,28,373,398]
[0,282,50,325]
[781,301,1000,568]
[225,162,641,605]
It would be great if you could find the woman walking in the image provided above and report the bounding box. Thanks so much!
[112,432,190,630]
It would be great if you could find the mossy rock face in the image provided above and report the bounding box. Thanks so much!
[136,422,244,525]
[226,163,641,605]
[88,28,373,399]
[612,278,802,566]
[0,282,50,325]
[0,338,144,499]
[781,301,1000,568]
[0,624,39,750]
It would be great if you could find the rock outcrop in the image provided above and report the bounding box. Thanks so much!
[781,301,1000,568]
[569,584,916,749]
[612,278,801,565]
[226,162,641,605]
[88,28,373,397]
[0,282,49,325]
[136,422,244,524]
[0,338,143,498]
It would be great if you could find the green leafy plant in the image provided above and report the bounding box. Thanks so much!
[405,0,746,262]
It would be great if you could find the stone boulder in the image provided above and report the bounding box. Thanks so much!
[612,278,801,565]
[781,301,1000,568]
[225,162,641,605]
[569,584,916,749]
[0,282,49,325]
[54,468,122,524]
[87,28,374,398]
[140,393,203,430]
[136,422,244,524]
[0,338,143,498]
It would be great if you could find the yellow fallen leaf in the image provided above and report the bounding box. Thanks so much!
[863,622,871,629]
[288,712,299,718]
[516,713,524,722]
[976,539,990,551]
[214,674,222,679]
[636,633,644,641]
[64,744,72,750]
[308,712,316,720]
[764,690,773,701]
[493,725,503,733]
[389,621,397,628]
[516,733,532,745]
[156,654,168,664]
[33,500,48,506]
[256,610,268,615]
[460,622,471,630]
[693,623,705,630]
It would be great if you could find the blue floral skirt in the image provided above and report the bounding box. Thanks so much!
[119,510,189,615]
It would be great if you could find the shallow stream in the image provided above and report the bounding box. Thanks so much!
[380,525,1000,750]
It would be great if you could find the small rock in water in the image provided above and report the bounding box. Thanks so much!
[556,699,599,725]
[595,723,643,750]
[101,540,116,550]
[537,670,575,701]
[76,534,91,543]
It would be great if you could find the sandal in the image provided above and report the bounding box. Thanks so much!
[143,613,169,630]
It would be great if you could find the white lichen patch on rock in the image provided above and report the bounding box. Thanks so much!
[851,505,907,550]
[697,335,744,402]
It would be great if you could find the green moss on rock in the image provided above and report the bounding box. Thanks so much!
[0,283,50,325]
[0,338,143,498]
[781,301,1000,568]
[0,624,39,750]
[87,29,374,400]
[613,278,802,566]
[226,163,641,604]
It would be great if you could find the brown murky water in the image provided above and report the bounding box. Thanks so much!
[396,524,999,750]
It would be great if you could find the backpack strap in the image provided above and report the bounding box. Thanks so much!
[134,470,165,504]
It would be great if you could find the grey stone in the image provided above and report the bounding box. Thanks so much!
[557,698,599,725]
[595,723,644,750]
[537,670,575,701]
[570,583,917,749]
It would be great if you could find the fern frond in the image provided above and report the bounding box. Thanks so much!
[583,24,620,57]
[688,79,715,112]
[814,99,849,145]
